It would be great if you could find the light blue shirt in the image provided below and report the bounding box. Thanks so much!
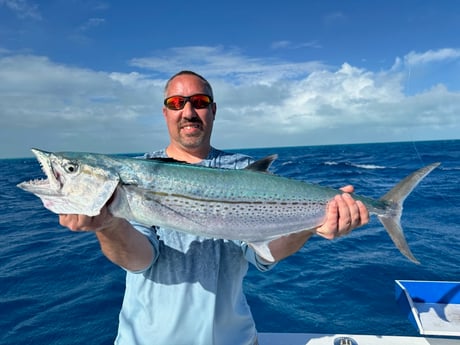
[114,148,275,345]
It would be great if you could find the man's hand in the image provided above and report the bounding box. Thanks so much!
[59,206,120,232]
[315,185,369,239]
[265,185,370,262]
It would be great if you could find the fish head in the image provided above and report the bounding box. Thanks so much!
[17,148,120,216]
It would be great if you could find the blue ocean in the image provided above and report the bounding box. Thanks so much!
[1,140,459,344]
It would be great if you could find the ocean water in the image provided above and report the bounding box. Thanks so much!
[1,140,459,344]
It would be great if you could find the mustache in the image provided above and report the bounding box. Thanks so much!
[180,117,203,126]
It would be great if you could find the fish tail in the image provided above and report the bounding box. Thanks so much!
[377,162,440,264]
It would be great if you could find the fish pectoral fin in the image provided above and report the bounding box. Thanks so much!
[249,240,276,263]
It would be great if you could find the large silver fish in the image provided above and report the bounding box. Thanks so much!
[17,148,439,263]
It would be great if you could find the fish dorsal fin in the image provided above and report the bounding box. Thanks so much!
[147,157,189,164]
[245,154,278,172]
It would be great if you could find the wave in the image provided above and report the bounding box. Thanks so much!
[439,166,460,171]
[352,163,386,170]
[323,161,386,170]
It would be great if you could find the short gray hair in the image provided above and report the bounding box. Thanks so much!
[164,70,214,98]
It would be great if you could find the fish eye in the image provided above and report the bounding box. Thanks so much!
[63,161,79,174]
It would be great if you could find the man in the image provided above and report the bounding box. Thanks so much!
[60,71,369,345]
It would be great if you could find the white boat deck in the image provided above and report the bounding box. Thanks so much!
[258,333,459,345]
[414,302,460,336]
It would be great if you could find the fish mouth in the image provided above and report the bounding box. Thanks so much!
[17,148,62,195]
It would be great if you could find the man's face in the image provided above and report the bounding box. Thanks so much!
[163,74,216,152]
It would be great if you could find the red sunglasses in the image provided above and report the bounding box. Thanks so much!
[164,94,213,110]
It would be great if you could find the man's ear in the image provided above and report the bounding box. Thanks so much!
[212,103,217,120]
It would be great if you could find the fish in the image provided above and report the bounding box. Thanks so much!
[17,148,440,264]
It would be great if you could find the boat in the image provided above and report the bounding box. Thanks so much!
[395,280,460,336]
[258,332,458,344]
[258,280,460,344]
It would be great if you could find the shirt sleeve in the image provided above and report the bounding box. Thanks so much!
[241,242,277,272]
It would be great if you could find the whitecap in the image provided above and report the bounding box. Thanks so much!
[352,163,386,170]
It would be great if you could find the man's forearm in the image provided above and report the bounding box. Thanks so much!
[96,218,154,271]
[268,230,314,261]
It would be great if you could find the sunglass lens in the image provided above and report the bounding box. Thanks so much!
[166,97,185,110]
[191,95,212,109]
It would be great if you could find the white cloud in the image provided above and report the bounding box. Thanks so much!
[0,0,41,20]
[129,46,327,84]
[78,17,106,32]
[405,48,460,65]
[270,40,322,50]
[213,60,455,148]
[0,55,167,157]
[0,47,459,158]
[323,11,347,25]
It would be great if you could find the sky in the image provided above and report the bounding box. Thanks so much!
[0,0,459,158]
